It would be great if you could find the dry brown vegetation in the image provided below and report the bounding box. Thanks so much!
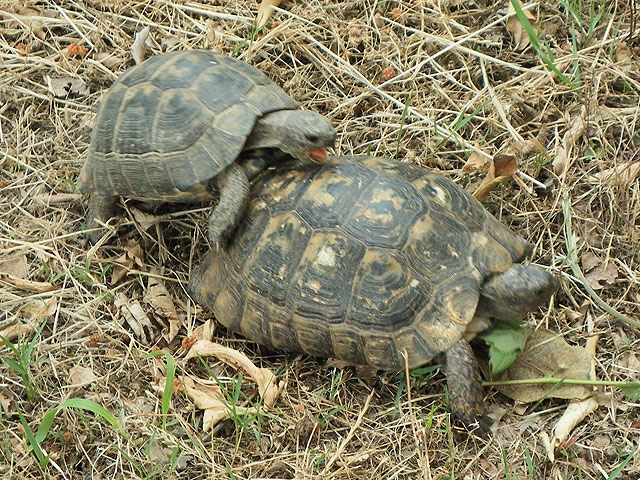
[1,0,639,478]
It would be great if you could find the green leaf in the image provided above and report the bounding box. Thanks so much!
[480,319,528,374]
[620,383,640,402]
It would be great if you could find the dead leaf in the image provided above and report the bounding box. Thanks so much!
[110,242,144,284]
[472,154,518,201]
[3,6,46,40]
[483,328,593,403]
[0,323,36,342]
[191,319,215,343]
[161,35,180,51]
[0,273,58,293]
[45,75,88,97]
[68,365,98,387]
[581,252,618,290]
[185,340,283,408]
[614,42,633,72]
[0,389,13,413]
[131,27,150,64]
[0,254,28,279]
[94,52,125,69]
[505,0,537,51]
[552,104,595,175]
[256,0,282,30]
[548,396,601,457]
[588,162,640,187]
[180,353,283,432]
[180,376,230,431]
[462,151,491,173]
[115,293,154,343]
[144,270,182,343]
[0,297,57,341]
[131,207,160,233]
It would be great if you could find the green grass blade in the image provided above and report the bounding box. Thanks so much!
[143,350,175,428]
[17,406,49,467]
[509,0,574,86]
[36,398,125,444]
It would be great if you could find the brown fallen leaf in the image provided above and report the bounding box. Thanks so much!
[3,6,46,40]
[94,52,125,69]
[588,162,640,187]
[0,273,58,293]
[144,270,182,343]
[180,376,231,431]
[131,26,150,64]
[45,75,89,97]
[191,319,216,343]
[110,242,145,284]
[161,35,180,51]
[68,365,98,387]
[0,296,58,341]
[472,153,518,201]
[483,328,593,403]
[0,390,13,413]
[256,0,282,30]
[185,340,283,408]
[551,397,601,447]
[552,104,596,175]
[462,151,491,173]
[131,207,160,233]
[581,252,618,290]
[0,323,37,342]
[115,293,154,343]
[505,0,537,51]
[0,254,28,279]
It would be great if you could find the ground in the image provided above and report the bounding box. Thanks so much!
[1,0,639,479]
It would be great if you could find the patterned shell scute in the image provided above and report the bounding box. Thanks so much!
[192,155,532,370]
[81,50,299,199]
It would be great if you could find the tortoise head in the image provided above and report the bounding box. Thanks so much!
[476,264,559,319]
[247,110,336,163]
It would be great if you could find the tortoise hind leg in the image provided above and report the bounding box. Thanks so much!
[85,194,118,244]
[443,339,490,430]
[208,163,249,248]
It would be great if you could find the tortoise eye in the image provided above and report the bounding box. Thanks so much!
[305,134,319,143]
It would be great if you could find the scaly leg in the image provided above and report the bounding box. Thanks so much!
[85,194,118,244]
[208,164,249,248]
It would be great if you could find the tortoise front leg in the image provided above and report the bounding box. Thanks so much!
[208,163,249,248]
[443,339,490,430]
[85,194,118,244]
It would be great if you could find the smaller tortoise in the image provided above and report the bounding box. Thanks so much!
[188,155,559,426]
[78,49,335,244]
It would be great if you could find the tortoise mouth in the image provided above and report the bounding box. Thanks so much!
[308,148,327,163]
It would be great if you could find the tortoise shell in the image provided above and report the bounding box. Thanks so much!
[189,155,542,370]
[78,50,299,201]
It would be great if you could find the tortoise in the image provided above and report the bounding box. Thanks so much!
[188,155,559,426]
[78,49,335,244]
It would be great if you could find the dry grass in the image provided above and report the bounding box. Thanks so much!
[1,0,639,478]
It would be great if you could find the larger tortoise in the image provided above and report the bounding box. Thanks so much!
[78,50,335,244]
[188,155,558,426]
